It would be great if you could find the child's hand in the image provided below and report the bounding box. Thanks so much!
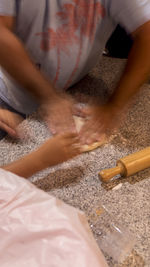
[2,132,81,178]
[37,133,81,168]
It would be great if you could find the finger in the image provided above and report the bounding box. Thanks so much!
[85,130,105,145]
[70,144,81,156]
[0,116,24,138]
[84,121,106,143]
[63,133,80,146]
[0,121,17,137]
[79,121,104,145]
[48,117,77,135]
[47,120,61,135]
[62,132,79,139]
[78,120,95,144]
[64,137,80,148]
[87,132,101,143]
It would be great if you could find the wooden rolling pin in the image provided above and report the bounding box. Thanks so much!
[99,146,150,182]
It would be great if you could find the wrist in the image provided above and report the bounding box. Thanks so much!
[26,70,58,104]
[33,142,55,170]
[104,101,121,115]
[37,86,58,105]
[34,150,49,170]
[107,92,129,112]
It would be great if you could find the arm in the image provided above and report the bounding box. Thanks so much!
[0,16,76,134]
[109,21,150,108]
[2,133,80,178]
[2,148,46,178]
[0,16,57,102]
[80,21,150,144]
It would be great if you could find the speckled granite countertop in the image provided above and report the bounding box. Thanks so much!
[0,57,150,266]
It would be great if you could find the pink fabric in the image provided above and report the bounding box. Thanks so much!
[0,169,108,267]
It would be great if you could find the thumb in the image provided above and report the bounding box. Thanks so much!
[0,121,17,137]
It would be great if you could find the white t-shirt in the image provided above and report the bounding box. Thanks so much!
[0,0,150,115]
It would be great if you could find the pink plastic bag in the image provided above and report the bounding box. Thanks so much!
[0,169,108,267]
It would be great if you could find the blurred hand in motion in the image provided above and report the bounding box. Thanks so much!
[40,93,77,135]
[78,103,123,145]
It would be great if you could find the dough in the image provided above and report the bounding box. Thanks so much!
[73,116,107,152]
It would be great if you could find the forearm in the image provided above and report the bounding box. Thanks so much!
[1,133,79,178]
[0,25,57,103]
[109,23,150,109]
[2,148,49,178]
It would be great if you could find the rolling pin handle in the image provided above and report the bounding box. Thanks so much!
[99,164,124,182]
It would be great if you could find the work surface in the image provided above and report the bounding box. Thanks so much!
[0,56,150,266]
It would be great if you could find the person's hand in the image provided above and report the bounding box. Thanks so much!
[37,132,81,168]
[40,93,77,135]
[0,109,24,138]
[78,103,123,144]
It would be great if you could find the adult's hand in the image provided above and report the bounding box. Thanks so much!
[40,93,77,135]
[78,103,123,144]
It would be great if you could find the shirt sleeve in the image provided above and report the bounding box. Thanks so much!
[108,0,150,33]
[0,0,16,16]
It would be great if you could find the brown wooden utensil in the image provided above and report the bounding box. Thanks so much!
[99,147,150,182]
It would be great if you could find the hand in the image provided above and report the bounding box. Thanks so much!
[37,132,81,168]
[3,132,81,178]
[40,94,77,135]
[0,109,24,138]
[79,103,123,144]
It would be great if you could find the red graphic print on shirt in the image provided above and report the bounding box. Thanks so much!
[36,0,105,88]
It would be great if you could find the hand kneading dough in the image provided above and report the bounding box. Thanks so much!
[73,116,107,152]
